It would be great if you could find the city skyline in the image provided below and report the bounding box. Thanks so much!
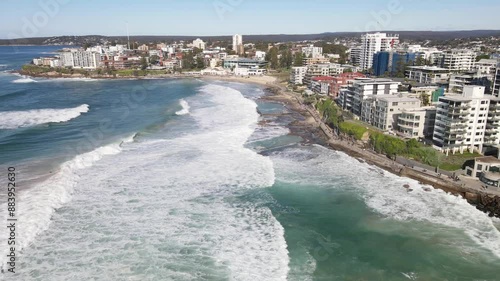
[1,0,500,39]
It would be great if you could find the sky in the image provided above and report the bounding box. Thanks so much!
[1,0,499,39]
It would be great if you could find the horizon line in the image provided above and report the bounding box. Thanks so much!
[3,29,500,41]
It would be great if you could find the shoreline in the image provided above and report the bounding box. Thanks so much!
[13,69,278,86]
[259,81,500,218]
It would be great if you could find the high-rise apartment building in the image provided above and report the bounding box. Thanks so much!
[359,33,399,70]
[232,34,244,55]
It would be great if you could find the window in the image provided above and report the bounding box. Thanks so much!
[393,102,398,106]
[477,164,483,170]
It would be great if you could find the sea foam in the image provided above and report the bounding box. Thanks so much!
[0,135,135,273]
[0,104,89,129]
[175,99,190,115]
[272,145,500,260]
[12,77,37,83]
[8,84,290,280]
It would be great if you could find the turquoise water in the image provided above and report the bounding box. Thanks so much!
[1,46,500,280]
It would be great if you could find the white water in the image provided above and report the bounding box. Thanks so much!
[272,145,500,260]
[175,99,190,115]
[0,104,89,129]
[0,136,135,273]
[10,84,289,280]
[12,77,37,83]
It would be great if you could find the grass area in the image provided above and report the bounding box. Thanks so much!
[315,98,481,171]
[268,69,291,83]
[439,152,482,171]
[21,65,170,77]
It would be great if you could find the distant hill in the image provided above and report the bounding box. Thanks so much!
[1,30,500,45]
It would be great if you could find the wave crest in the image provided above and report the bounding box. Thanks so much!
[175,99,190,115]
[0,104,89,129]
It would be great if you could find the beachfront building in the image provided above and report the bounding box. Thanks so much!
[303,64,330,86]
[338,78,400,116]
[439,49,475,72]
[232,34,244,55]
[405,66,450,84]
[302,45,323,58]
[192,38,206,50]
[223,58,267,70]
[234,67,266,76]
[360,95,421,132]
[465,156,500,186]
[290,66,308,85]
[359,33,399,70]
[330,72,366,99]
[303,57,330,66]
[310,76,334,96]
[396,107,437,139]
[433,86,500,154]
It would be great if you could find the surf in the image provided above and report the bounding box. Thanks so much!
[0,104,89,129]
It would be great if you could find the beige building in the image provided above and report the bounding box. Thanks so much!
[360,95,421,132]
[396,107,437,139]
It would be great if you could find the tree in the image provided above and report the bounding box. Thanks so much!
[182,52,194,70]
[196,56,205,69]
[267,47,279,70]
[476,54,490,61]
[140,57,148,70]
[150,55,160,65]
[193,47,203,55]
[294,52,304,66]
[280,50,293,69]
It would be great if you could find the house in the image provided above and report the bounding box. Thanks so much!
[465,156,500,187]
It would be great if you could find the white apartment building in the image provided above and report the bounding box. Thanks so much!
[338,78,400,116]
[60,50,101,69]
[192,38,206,50]
[303,64,330,86]
[396,107,437,139]
[360,95,421,132]
[405,66,450,84]
[433,86,500,154]
[232,34,244,55]
[360,33,399,70]
[255,51,266,61]
[138,44,149,51]
[474,59,498,76]
[290,66,308,85]
[449,72,491,94]
[440,49,475,72]
[302,45,323,58]
[350,47,361,66]
[494,64,500,97]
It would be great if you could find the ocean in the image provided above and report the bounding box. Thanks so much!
[0,46,500,280]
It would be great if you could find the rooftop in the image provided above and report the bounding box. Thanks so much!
[476,156,500,165]
[407,65,449,71]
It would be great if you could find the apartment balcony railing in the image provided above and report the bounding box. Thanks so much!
[398,117,419,123]
[398,123,418,130]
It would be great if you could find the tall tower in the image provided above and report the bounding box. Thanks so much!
[232,34,243,55]
[360,33,399,70]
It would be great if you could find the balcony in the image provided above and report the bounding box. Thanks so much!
[444,135,466,142]
[398,116,420,123]
[484,135,498,142]
[398,123,418,130]
[450,104,471,110]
